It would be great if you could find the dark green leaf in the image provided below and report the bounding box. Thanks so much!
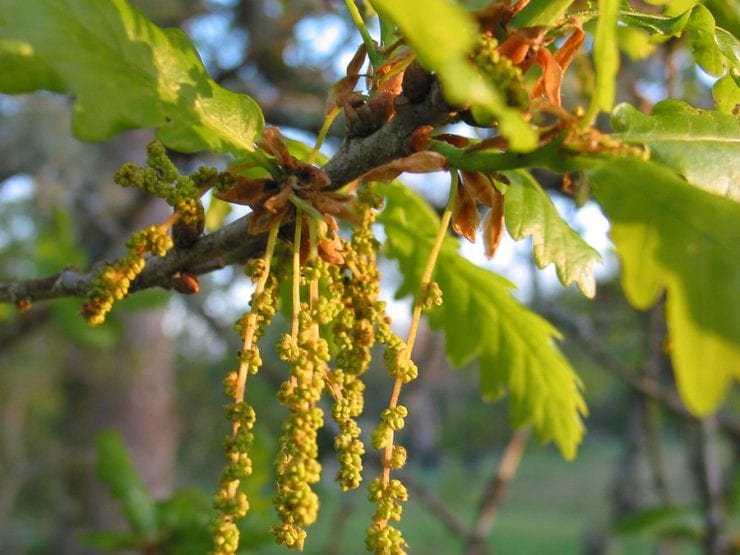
[611,100,740,201]
[156,489,213,555]
[0,0,263,155]
[612,506,702,540]
[78,531,139,551]
[51,299,122,349]
[379,182,586,459]
[95,430,157,537]
[504,171,601,298]
[590,158,740,415]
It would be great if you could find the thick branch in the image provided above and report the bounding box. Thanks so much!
[0,214,265,304]
[324,80,454,189]
[0,82,456,306]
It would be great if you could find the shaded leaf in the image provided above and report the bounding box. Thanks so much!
[95,430,157,537]
[611,100,740,201]
[78,531,139,551]
[590,158,740,415]
[504,171,601,298]
[0,0,263,155]
[612,506,702,540]
[378,182,586,459]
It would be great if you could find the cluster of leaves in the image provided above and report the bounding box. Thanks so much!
[1,0,739,553]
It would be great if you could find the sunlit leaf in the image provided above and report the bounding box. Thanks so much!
[585,0,619,120]
[590,158,740,415]
[0,0,264,155]
[504,171,601,298]
[378,181,587,459]
[613,506,703,539]
[510,0,575,27]
[620,4,727,76]
[368,0,537,151]
[611,100,740,201]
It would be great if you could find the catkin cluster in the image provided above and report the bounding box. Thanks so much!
[472,32,529,111]
[191,181,438,554]
[211,239,285,555]
[80,225,172,325]
[83,142,214,325]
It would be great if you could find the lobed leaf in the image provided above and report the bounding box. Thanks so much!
[619,4,729,77]
[504,171,601,298]
[0,0,263,155]
[369,0,537,151]
[611,100,740,201]
[590,159,740,415]
[378,181,587,459]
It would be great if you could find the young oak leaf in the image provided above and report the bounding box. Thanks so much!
[590,158,740,416]
[0,0,263,155]
[610,100,740,202]
[378,181,587,460]
[504,170,601,298]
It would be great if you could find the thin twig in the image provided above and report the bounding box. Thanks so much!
[465,428,532,555]
[400,470,471,541]
[546,306,740,443]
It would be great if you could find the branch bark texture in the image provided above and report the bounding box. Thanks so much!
[0,82,455,305]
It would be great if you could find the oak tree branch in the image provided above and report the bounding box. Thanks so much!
[0,82,456,306]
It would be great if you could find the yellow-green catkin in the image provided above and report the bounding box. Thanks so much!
[271,256,331,550]
[210,228,284,555]
[81,225,173,325]
[329,198,387,491]
[472,32,529,111]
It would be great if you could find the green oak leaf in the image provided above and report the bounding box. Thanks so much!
[369,0,537,152]
[504,170,601,298]
[611,100,740,201]
[0,0,263,155]
[510,0,575,27]
[585,0,619,121]
[95,431,157,537]
[619,4,727,76]
[590,158,740,415]
[378,182,587,459]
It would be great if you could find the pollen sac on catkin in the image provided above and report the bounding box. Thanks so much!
[272,282,329,548]
[81,225,173,325]
[210,250,284,555]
